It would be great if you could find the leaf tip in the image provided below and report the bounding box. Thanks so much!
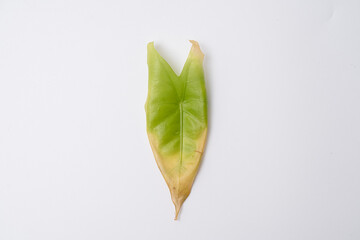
[188,40,204,60]
[174,202,182,220]
[172,195,186,220]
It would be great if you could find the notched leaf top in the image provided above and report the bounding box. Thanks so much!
[145,40,207,220]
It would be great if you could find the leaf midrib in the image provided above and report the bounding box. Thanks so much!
[179,102,183,187]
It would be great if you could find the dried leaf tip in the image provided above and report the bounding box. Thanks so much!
[174,204,181,220]
[189,40,204,60]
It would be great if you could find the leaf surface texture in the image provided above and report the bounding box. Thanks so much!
[145,41,207,219]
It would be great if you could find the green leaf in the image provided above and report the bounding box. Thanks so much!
[145,40,207,220]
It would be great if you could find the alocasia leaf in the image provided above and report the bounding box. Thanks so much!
[145,40,207,220]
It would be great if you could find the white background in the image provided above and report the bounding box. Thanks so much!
[0,0,360,239]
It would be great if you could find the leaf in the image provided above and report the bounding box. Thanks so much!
[145,40,207,220]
